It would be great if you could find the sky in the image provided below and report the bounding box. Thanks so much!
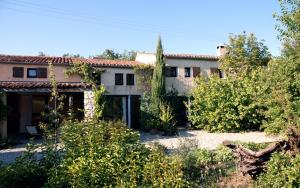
[0,0,282,57]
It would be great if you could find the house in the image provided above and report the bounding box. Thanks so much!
[0,55,142,138]
[0,45,224,138]
[135,44,225,125]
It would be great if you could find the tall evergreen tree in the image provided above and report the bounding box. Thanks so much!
[151,36,166,110]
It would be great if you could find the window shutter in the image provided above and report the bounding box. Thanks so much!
[192,67,201,77]
[37,68,47,78]
[13,67,24,78]
[165,66,171,77]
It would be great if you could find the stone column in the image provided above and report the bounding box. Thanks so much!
[84,90,95,119]
[0,93,7,139]
[122,97,127,124]
[127,95,131,128]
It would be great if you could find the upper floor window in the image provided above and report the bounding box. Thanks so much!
[193,67,201,77]
[27,68,47,78]
[13,67,24,78]
[166,67,177,77]
[126,74,134,85]
[115,73,124,85]
[184,67,191,77]
[210,68,222,78]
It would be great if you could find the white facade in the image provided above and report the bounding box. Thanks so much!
[136,53,220,96]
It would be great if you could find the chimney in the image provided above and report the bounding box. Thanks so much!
[216,44,226,57]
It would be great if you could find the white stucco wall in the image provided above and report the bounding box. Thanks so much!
[165,58,219,95]
[101,68,142,95]
[136,53,220,96]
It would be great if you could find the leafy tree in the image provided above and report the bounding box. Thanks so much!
[38,52,46,56]
[151,36,166,110]
[220,32,271,77]
[187,75,265,132]
[257,57,300,134]
[96,49,136,60]
[62,53,82,58]
[274,0,300,58]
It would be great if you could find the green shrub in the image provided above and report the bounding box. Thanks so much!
[46,119,187,187]
[187,76,265,132]
[255,152,300,188]
[215,145,235,163]
[178,146,235,187]
[0,143,48,188]
[159,103,177,136]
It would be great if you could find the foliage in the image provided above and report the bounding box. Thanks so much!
[95,49,137,60]
[239,142,269,152]
[151,36,166,111]
[258,57,300,134]
[176,146,235,187]
[220,32,271,77]
[133,64,154,92]
[46,119,187,187]
[62,53,82,58]
[159,103,177,135]
[255,152,300,188]
[187,75,265,132]
[0,142,48,188]
[274,0,300,58]
[65,61,105,87]
[93,85,106,119]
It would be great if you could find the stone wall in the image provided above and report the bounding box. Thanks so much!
[84,90,95,119]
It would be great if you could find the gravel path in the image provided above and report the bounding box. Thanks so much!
[0,130,279,164]
[140,130,279,150]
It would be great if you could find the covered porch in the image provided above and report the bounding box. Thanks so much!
[0,82,90,139]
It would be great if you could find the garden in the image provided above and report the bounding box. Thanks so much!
[1,0,300,187]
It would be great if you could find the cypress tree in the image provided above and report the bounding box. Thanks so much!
[151,36,166,110]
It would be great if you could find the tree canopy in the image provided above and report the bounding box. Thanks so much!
[220,32,271,77]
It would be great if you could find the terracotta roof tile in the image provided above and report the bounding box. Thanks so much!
[0,54,141,68]
[164,53,219,60]
[0,81,91,89]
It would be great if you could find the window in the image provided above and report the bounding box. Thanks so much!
[27,68,47,78]
[13,67,24,78]
[126,74,134,85]
[27,68,37,78]
[184,67,191,77]
[210,68,222,78]
[37,68,47,78]
[192,67,201,77]
[166,66,177,77]
[115,73,124,85]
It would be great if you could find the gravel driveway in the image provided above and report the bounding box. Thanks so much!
[1,130,279,164]
[140,130,279,150]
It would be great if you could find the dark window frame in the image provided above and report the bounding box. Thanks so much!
[27,68,38,78]
[27,68,47,78]
[184,67,191,77]
[166,66,177,77]
[115,73,124,85]
[13,67,24,78]
[126,74,135,86]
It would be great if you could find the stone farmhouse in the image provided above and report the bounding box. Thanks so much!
[0,44,225,138]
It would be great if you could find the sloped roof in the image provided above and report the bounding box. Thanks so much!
[0,54,141,68]
[164,53,219,60]
[0,81,91,89]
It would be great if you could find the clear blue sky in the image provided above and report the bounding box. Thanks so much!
[0,0,282,57]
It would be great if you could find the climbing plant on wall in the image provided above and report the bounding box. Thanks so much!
[65,61,106,119]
